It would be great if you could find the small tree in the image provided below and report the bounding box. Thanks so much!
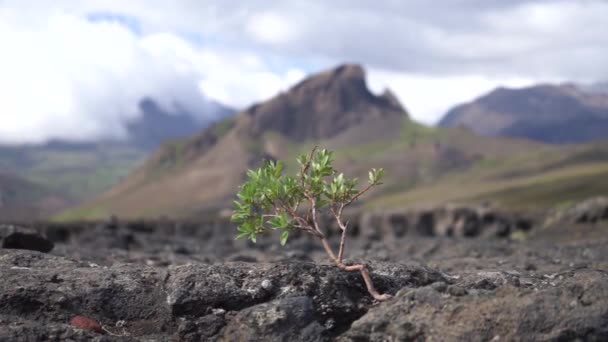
[231,147,391,301]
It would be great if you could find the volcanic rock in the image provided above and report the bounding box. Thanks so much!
[0,249,444,341]
[340,269,608,341]
[0,224,54,253]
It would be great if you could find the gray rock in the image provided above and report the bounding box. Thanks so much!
[0,250,445,341]
[0,316,135,342]
[177,314,226,342]
[569,197,608,223]
[340,269,608,341]
[1,214,606,341]
[219,296,327,342]
[0,225,54,253]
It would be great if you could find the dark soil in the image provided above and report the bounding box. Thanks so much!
[1,202,607,341]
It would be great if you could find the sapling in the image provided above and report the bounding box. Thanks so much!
[231,147,391,301]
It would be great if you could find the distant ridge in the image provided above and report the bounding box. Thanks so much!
[438,83,608,144]
[127,98,235,149]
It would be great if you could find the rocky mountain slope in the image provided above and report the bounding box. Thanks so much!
[438,83,608,144]
[63,65,608,220]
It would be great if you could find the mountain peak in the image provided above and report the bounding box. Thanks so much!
[288,63,366,97]
[326,63,366,83]
[244,64,407,141]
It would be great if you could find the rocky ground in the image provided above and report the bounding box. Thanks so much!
[1,199,607,341]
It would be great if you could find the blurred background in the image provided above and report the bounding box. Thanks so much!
[0,0,607,222]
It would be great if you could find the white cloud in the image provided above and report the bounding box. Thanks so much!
[1,0,607,143]
[0,9,305,144]
[3,1,607,80]
[246,11,297,45]
[208,0,608,81]
[368,70,536,124]
[199,67,305,108]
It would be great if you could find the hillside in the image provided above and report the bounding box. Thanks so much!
[370,141,608,211]
[0,142,144,203]
[0,98,235,217]
[0,173,70,221]
[59,64,412,219]
[438,83,608,143]
[62,65,608,220]
[59,63,608,221]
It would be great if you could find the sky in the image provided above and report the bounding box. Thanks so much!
[0,0,607,144]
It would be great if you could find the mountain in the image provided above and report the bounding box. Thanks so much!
[580,82,608,95]
[127,98,234,149]
[0,98,235,218]
[60,64,414,219]
[244,64,407,141]
[438,83,608,144]
[61,65,608,220]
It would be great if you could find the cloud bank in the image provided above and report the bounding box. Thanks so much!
[0,8,304,144]
[0,0,607,142]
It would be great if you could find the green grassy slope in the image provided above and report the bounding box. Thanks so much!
[27,148,145,201]
[0,144,146,202]
[249,120,608,214]
[0,173,70,221]
[369,142,608,211]
[59,114,608,221]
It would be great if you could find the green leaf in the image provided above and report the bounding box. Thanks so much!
[231,213,247,223]
[317,198,329,208]
[274,160,284,177]
[368,168,385,184]
[297,154,308,166]
[330,182,337,195]
[280,230,289,246]
[269,212,288,229]
[236,232,250,239]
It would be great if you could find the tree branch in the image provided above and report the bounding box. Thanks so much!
[337,223,347,262]
[329,205,348,262]
[343,183,376,208]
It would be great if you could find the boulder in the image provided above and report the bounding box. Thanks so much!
[340,269,608,341]
[568,197,608,223]
[0,224,54,253]
[218,296,326,342]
